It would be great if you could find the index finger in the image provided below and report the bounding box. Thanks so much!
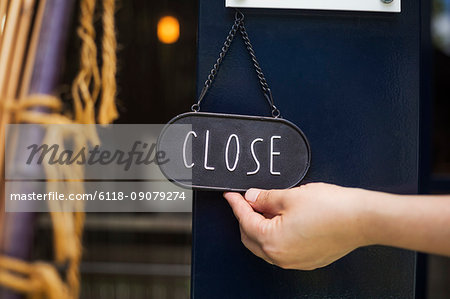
[224,192,269,242]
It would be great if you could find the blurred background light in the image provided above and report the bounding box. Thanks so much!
[157,16,180,44]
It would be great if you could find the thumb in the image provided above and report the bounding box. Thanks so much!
[245,188,287,215]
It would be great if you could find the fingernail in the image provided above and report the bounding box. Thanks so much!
[245,189,261,203]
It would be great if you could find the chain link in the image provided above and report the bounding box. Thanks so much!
[192,10,281,118]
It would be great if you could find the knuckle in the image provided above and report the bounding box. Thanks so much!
[240,233,247,244]
[297,182,323,195]
[261,242,280,261]
[264,189,286,207]
[257,220,275,243]
[258,190,271,203]
[300,183,313,190]
[304,182,320,188]
[295,262,318,271]
[240,236,253,252]
[261,238,293,268]
[300,265,318,271]
[311,182,327,189]
[277,261,293,270]
[242,213,251,225]
[258,221,269,236]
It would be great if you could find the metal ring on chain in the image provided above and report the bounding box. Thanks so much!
[272,107,281,118]
[191,103,200,112]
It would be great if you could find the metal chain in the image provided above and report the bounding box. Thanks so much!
[238,18,280,118]
[192,10,281,118]
[191,11,243,113]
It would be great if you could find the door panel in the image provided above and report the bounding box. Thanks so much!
[192,1,419,297]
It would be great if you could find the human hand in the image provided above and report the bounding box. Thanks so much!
[224,183,370,270]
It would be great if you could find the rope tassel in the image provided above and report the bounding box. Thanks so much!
[72,0,119,125]
[99,0,118,124]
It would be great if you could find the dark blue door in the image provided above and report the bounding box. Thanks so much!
[192,1,422,297]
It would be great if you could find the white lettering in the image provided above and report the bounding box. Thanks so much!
[204,130,215,170]
[270,136,281,175]
[183,131,197,168]
[247,138,263,175]
[225,134,240,172]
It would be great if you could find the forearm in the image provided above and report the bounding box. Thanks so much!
[361,190,450,256]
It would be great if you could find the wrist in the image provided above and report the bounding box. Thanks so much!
[356,188,404,247]
[352,188,381,247]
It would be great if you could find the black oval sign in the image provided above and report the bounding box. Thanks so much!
[157,112,311,191]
